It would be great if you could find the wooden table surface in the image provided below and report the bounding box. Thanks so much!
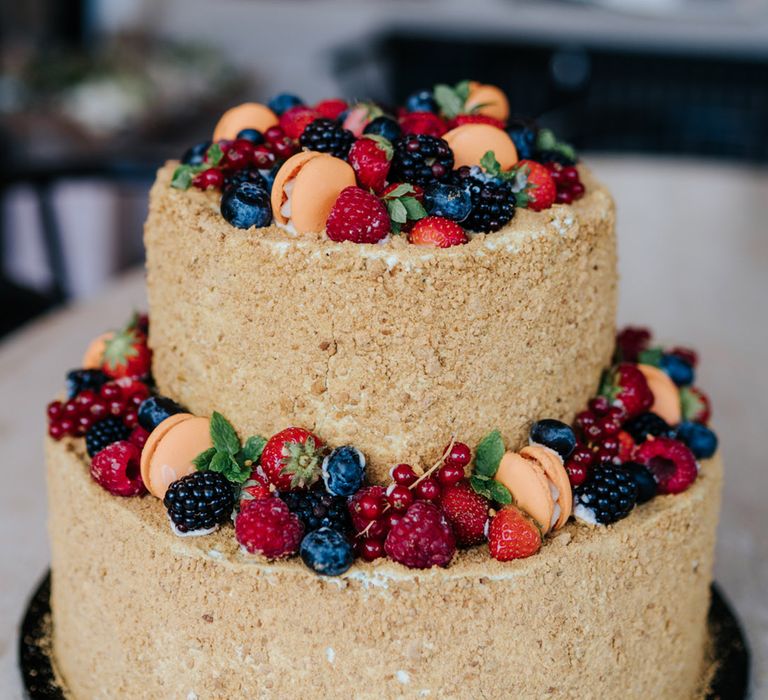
[0,156,765,698]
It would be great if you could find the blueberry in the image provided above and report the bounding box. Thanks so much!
[66,368,108,400]
[236,128,265,145]
[267,93,303,115]
[300,527,354,576]
[322,446,366,497]
[223,168,268,192]
[138,396,185,432]
[363,116,401,142]
[676,421,718,459]
[660,354,695,387]
[181,140,211,166]
[423,183,472,222]
[405,89,437,113]
[529,419,577,460]
[259,164,281,194]
[506,122,537,160]
[622,462,658,504]
[220,182,272,229]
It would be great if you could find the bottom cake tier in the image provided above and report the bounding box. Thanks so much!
[46,437,722,699]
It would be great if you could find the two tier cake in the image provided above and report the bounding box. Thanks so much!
[44,80,721,698]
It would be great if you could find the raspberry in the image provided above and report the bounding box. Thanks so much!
[448,167,515,232]
[314,98,348,120]
[85,417,130,457]
[164,471,236,534]
[615,326,652,363]
[279,105,319,139]
[326,186,390,244]
[488,505,542,561]
[573,465,638,525]
[299,118,355,159]
[282,486,352,534]
[398,111,448,137]
[384,501,456,569]
[90,441,146,497]
[235,497,303,559]
[441,481,490,547]
[635,437,698,495]
[390,134,454,186]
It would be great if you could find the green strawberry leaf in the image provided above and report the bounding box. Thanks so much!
[382,183,416,200]
[455,80,471,103]
[536,128,577,162]
[638,347,664,367]
[362,134,394,160]
[210,411,240,455]
[490,481,513,505]
[193,447,217,472]
[480,150,502,177]
[242,435,267,464]
[433,83,465,119]
[680,387,705,422]
[205,143,224,167]
[171,165,195,190]
[474,430,505,478]
[470,474,495,501]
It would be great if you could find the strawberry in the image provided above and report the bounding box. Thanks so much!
[348,136,392,192]
[447,114,506,130]
[343,102,383,137]
[326,186,390,244]
[399,111,448,137]
[408,216,467,248]
[239,470,273,510]
[260,427,325,491]
[515,160,556,212]
[600,363,654,419]
[680,386,711,424]
[635,437,698,494]
[314,98,348,120]
[101,327,152,380]
[279,105,319,139]
[488,505,542,561]
[441,480,490,547]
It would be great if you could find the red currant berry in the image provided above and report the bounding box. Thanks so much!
[359,538,384,561]
[75,389,97,409]
[264,126,285,144]
[272,139,296,159]
[584,423,603,442]
[100,383,122,400]
[415,477,440,502]
[386,484,414,511]
[437,464,464,487]
[565,459,589,487]
[89,399,108,419]
[588,396,610,415]
[555,189,574,204]
[570,446,594,468]
[223,139,253,169]
[192,168,224,191]
[129,426,150,450]
[444,441,471,469]
[607,405,626,421]
[366,517,389,540]
[600,437,619,454]
[575,410,595,429]
[570,182,585,198]
[251,146,276,169]
[131,394,145,407]
[386,511,402,531]
[109,399,126,417]
[359,493,384,520]
[78,414,95,432]
[63,400,80,418]
[59,417,75,435]
[47,401,63,420]
[123,410,139,429]
[599,417,621,437]
[48,422,65,440]
[391,463,417,487]
[562,166,579,183]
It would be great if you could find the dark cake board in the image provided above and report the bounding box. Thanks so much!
[19,571,750,699]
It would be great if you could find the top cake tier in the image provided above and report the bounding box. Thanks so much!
[146,162,616,482]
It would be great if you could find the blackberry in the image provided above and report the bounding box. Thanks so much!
[164,471,235,534]
[223,168,267,192]
[282,486,352,535]
[622,461,658,504]
[66,368,108,400]
[85,417,131,457]
[390,134,454,186]
[624,412,674,444]
[449,167,515,232]
[299,118,354,158]
[573,465,638,525]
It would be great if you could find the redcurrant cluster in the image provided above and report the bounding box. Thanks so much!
[47,378,150,441]
[544,163,585,204]
[192,127,299,192]
[349,441,471,561]
[566,396,626,486]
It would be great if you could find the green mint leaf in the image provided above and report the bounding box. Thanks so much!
[480,150,502,177]
[433,83,464,119]
[474,430,505,478]
[206,143,224,167]
[490,481,513,505]
[171,165,195,190]
[455,80,471,103]
[222,454,251,484]
[193,447,217,471]
[470,474,494,501]
[386,198,408,225]
[242,435,266,464]
[209,450,230,474]
[382,183,415,200]
[390,220,403,235]
[362,134,394,160]
[679,386,704,422]
[210,411,240,455]
[638,347,664,367]
[401,197,427,221]
[598,369,617,402]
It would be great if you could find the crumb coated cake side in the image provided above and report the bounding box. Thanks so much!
[146,163,617,482]
[47,437,721,699]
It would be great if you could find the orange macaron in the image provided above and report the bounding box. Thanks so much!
[271,151,356,234]
[212,102,279,142]
[464,82,510,122]
[82,332,114,370]
[638,364,682,425]
[442,124,518,170]
[521,445,572,530]
[140,413,212,499]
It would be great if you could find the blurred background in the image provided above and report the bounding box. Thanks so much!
[1,0,767,696]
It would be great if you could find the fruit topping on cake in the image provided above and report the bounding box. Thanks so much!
[441,481,490,547]
[347,135,392,192]
[212,102,279,142]
[164,471,236,535]
[635,437,698,495]
[600,362,654,419]
[325,186,391,243]
[90,441,146,497]
[384,501,456,569]
[573,464,638,525]
[443,123,518,170]
[261,427,325,491]
[408,216,468,248]
[529,419,577,460]
[300,527,355,576]
[299,118,355,159]
[321,446,366,497]
[488,505,542,561]
[235,497,304,559]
